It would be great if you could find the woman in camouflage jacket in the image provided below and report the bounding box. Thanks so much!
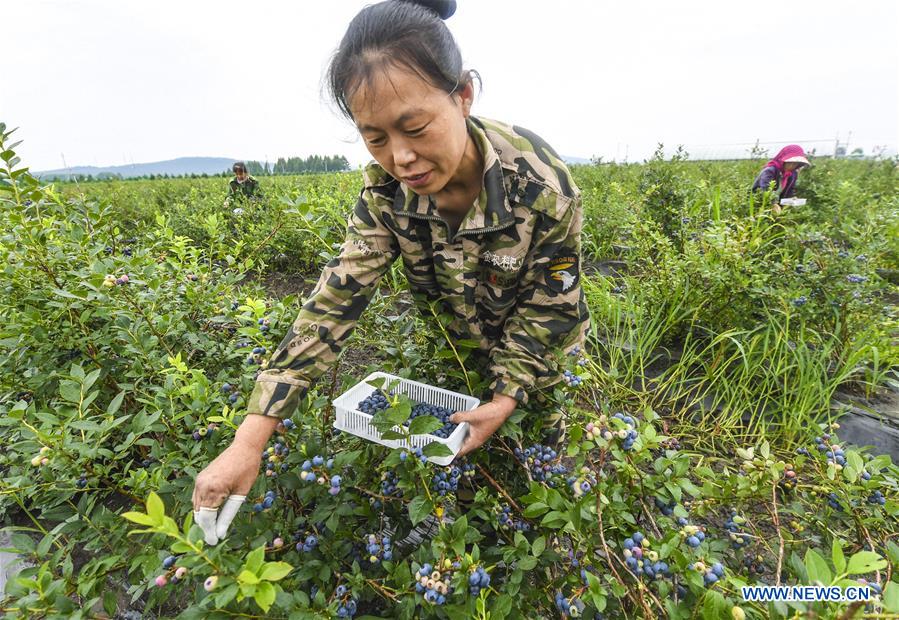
[192,0,590,543]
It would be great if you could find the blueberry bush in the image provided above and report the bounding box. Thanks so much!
[1,125,898,619]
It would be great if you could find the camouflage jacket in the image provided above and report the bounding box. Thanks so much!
[247,117,590,419]
[228,176,261,200]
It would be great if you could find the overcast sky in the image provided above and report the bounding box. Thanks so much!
[4,0,897,171]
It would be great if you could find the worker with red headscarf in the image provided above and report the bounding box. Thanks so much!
[751,145,810,205]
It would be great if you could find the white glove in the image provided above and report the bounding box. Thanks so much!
[194,495,246,545]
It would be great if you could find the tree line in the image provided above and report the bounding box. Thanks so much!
[245,154,351,175]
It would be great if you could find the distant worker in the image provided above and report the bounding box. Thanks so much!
[225,162,262,206]
[751,145,810,207]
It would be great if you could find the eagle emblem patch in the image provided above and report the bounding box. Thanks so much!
[546,254,579,292]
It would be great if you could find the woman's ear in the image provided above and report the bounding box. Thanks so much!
[457,79,475,117]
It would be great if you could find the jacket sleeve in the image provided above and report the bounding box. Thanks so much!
[246,187,399,419]
[752,166,778,193]
[488,192,588,405]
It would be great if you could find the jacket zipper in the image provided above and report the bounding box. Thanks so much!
[399,211,514,244]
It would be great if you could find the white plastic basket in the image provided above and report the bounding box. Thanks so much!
[332,371,479,466]
[780,198,807,206]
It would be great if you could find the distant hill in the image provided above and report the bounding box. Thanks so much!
[36,154,596,180]
[36,157,237,180]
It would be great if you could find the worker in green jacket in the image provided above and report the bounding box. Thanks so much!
[225,161,262,206]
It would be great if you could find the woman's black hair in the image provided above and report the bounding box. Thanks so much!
[326,0,477,120]
[232,162,247,173]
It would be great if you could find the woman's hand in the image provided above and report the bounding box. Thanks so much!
[450,394,518,458]
[191,414,279,543]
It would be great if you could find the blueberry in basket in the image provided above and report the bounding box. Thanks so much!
[356,390,459,438]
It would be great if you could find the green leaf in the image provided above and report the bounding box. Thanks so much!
[121,511,155,526]
[253,581,276,612]
[371,400,411,432]
[107,391,126,416]
[244,546,265,575]
[522,502,549,518]
[883,581,899,613]
[832,540,846,575]
[531,536,546,558]
[259,562,293,582]
[846,551,887,575]
[59,381,82,403]
[804,549,831,585]
[146,493,165,524]
[408,495,433,526]
[238,569,260,585]
[422,441,453,458]
[408,415,443,435]
[702,589,728,619]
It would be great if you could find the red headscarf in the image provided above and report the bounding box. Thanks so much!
[765,145,808,190]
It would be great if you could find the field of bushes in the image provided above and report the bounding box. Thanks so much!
[1,123,898,619]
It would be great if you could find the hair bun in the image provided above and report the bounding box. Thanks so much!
[404,0,456,19]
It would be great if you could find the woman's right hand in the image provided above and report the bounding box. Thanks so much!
[191,414,280,544]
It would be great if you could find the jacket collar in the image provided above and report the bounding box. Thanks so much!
[391,116,515,234]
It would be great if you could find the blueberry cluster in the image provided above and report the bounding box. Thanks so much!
[103,273,130,288]
[690,560,725,586]
[584,414,638,450]
[154,555,190,588]
[743,553,766,576]
[381,470,402,496]
[299,456,341,494]
[679,524,706,548]
[279,418,296,432]
[333,585,357,618]
[76,472,88,489]
[293,531,319,553]
[867,490,886,506]
[554,590,586,618]
[261,442,290,477]
[612,413,639,450]
[414,562,454,604]
[246,345,266,366]
[780,464,797,490]
[514,444,568,485]
[584,419,612,442]
[562,369,583,387]
[258,317,271,332]
[827,492,843,511]
[192,423,217,441]
[357,390,390,414]
[467,565,490,596]
[814,434,847,467]
[497,504,529,532]
[568,466,597,498]
[408,403,458,438]
[793,296,808,307]
[567,344,589,368]
[430,463,474,497]
[622,532,669,579]
[364,533,393,564]
[220,382,241,405]
[400,446,429,464]
[846,274,867,284]
[723,510,750,548]
[250,490,277,513]
[654,496,676,516]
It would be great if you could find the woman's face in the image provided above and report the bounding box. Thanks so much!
[349,64,475,195]
[784,162,801,172]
